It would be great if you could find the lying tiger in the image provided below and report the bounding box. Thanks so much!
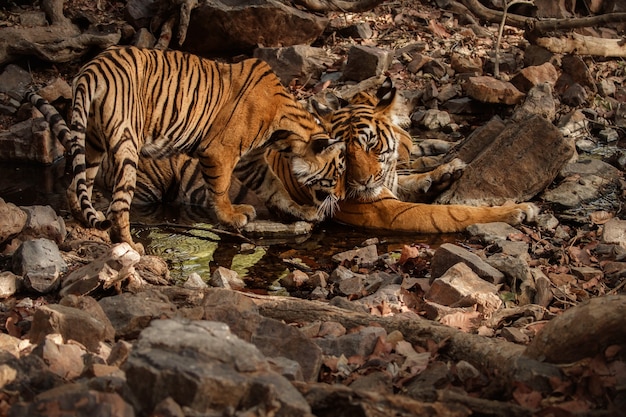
[309,77,539,232]
[29,68,537,236]
[33,46,345,251]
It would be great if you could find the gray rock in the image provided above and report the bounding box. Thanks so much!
[123,319,313,416]
[181,0,327,56]
[466,222,523,244]
[0,116,65,164]
[0,64,32,95]
[314,326,386,358]
[254,45,334,87]
[99,290,177,339]
[12,238,67,293]
[9,382,135,417]
[332,244,378,267]
[202,289,322,382]
[485,253,535,305]
[419,109,451,130]
[343,45,392,81]
[18,205,66,245]
[431,243,505,284]
[436,114,573,206]
[542,174,610,208]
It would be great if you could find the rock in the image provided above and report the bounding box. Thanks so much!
[442,97,482,114]
[602,218,626,249]
[598,128,619,142]
[182,272,208,290]
[60,243,142,296]
[464,75,525,105]
[561,83,588,106]
[332,244,378,267]
[202,289,323,382]
[29,303,113,353]
[597,78,616,97]
[210,266,245,289]
[181,0,327,56]
[30,334,87,380]
[12,238,67,293]
[558,109,588,138]
[343,45,393,82]
[511,63,559,93]
[17,205,66,244]
[36,78,72,102]
[431,243,505,284]
[532,268,553,307]
[466,222,523,244]
[242,219,313,236]
[542,174,611,208]
[450,52,482,74]
[501,327,530,344]
[314,326,386,358]
[9,382,135,417]
[418,109,451,130]
[0,333,22,358]
[436,114,573,206]
[511,82,556,122]
[337,22,373,39]
[425,263,502,314]
[0,64,32,97]
[0,116,65,164]
[523,45,554,67]
[98,289,177,339]
[485,253,535,305]
[123,319,313,416]
[253,45,334,87]
[0,271,20,298]
[356,284,417,315]
[406,53,432,74]
[280,269,309,288]
[0,198,27,245]
[132,27,156,48]
[560,54,596,92]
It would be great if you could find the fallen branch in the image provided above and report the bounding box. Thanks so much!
[534,33,626,58]
[245,293,563,392]
[292,0,386,12]
[458,0,626,36]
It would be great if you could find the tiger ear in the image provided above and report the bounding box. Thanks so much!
[375,78,397,115]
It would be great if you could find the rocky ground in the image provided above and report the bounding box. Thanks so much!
[1,0,626,416]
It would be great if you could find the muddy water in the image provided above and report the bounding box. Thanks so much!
[0,160,461,291]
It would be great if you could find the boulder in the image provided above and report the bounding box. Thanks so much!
[181,0,328,56]
[123,319,313,416]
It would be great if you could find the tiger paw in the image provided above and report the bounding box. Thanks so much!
[218,204,257,228]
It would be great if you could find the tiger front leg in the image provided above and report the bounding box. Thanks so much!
[201,157,257,228]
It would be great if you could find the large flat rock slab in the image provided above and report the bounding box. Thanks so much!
[437,114,574,206]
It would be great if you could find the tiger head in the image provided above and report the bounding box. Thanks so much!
[311,78,408,201]
[288,136,346,218]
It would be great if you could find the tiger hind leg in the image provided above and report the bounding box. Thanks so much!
[106,134,144,253]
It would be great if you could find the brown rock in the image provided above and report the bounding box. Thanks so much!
[181,0,328,56]
[464,76,525,105]
[0,198,27,245]
[450,52,482,74]
[511,62,559,93]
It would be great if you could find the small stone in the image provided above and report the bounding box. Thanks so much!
[210,266,245,290]
[419,109,451,130]
[281,270,309,288]
[183,272,208,290]
[466,222,523,244]
[602,218,626,249]
[500,327,530,344]
[598,128,619,142]
[332,244,378,267]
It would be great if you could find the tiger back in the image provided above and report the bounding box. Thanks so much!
[26,90,345,228]
[53,46,346,250]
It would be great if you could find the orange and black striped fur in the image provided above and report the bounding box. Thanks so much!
[311,78,539,233]
[45,46,344,250]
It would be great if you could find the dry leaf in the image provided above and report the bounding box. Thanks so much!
[439,310,482,333]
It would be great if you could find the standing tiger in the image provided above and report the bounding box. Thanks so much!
[310,78,539,232]
[56,46,345,250]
